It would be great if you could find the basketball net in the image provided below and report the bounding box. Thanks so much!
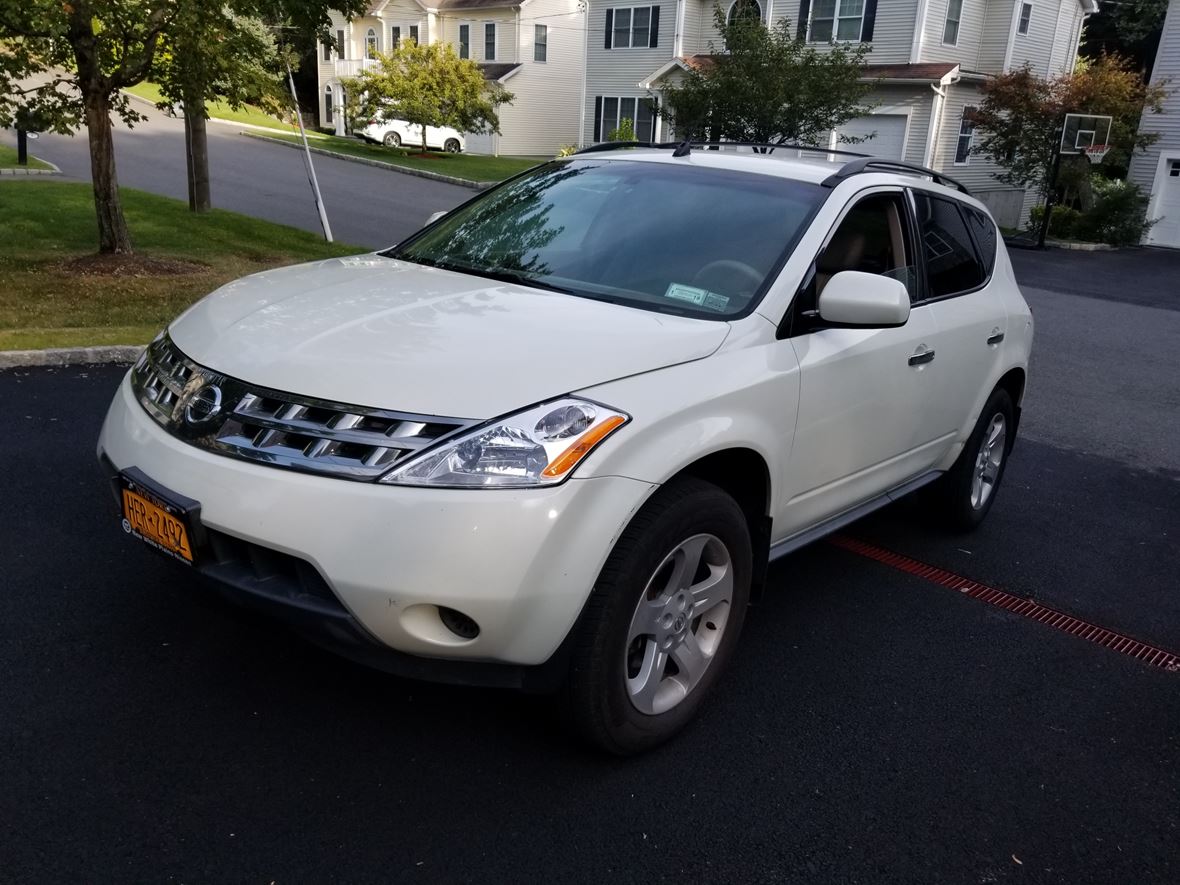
[1084,144,1111,164]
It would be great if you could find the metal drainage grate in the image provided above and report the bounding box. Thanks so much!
[829,534,1180,673]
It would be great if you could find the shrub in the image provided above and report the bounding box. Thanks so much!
[1028,204,1083,239]
[608,117,636,142]
[1075,178,1157,247]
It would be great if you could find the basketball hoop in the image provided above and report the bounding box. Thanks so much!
[1084,144,1111,164]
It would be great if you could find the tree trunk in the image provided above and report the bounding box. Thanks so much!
[85,97,133,254]
[422,126,428,155]
[183,96,212,213]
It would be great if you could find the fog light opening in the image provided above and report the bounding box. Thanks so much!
[439,607,480,640]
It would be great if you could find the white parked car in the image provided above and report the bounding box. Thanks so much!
[360,117,465,153]
[99,145,1032,754]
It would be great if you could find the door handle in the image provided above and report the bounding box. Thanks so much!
[987,329,1005,345]
[908,349,936,366]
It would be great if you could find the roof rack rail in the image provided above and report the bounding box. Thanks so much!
[570,141,970,194]
[572,140,872,158]
[821,157,970,194]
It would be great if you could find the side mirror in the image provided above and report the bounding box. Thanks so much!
[818,271,910,328]
[425,210,447,226]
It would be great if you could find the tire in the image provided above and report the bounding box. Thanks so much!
[382,131,402,148]
[563,477,753,755]
[443,138,461,153]
[934,387,1015,532]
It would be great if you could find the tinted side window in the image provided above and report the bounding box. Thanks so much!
[965,206,997,275]
[914,193,985,298]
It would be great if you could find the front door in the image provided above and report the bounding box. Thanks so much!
[776,189,946,539]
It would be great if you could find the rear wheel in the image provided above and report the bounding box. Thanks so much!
[563,478,752,755]
[443,138,461,153]
[934,387,1015,531]
[382,131,402,148]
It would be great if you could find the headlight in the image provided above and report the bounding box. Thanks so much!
[379,398,630,488]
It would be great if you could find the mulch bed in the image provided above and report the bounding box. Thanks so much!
[57,253,207,276]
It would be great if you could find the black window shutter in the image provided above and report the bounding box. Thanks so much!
[649,6,660,47]
[796,0,810,39]
[861,0,877,41]
[605,9,614,48]
[594,96,602,141]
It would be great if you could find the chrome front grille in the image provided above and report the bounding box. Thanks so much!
[131,335,474,481]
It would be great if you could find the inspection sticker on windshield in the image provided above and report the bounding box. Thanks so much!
[665,283,730,312]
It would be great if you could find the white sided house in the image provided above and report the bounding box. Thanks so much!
[587,0,1098,227]
[1128,0,1180,248]
[318,0,586,156]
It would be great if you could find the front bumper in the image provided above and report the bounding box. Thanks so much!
[99,372,655,680]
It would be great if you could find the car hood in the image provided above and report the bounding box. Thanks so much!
[168,254,729,418]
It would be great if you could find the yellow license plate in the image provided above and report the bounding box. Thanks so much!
[122,487,195,563]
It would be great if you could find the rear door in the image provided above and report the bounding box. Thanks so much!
[908,191,1008,440]
[777,188,945,538]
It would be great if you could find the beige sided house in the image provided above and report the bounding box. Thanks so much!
[588,0,1097,226]
[1127,0,1180,248]
[318,0,586,156]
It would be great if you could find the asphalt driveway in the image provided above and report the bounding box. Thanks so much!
[1,247,1177,883]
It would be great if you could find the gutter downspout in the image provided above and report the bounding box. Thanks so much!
[923,69,960,168]
[580,0,590,144]
[1002,0,1021,72]
[910,0,931,62]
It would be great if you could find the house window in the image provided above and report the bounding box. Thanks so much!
[336,28,346,59]
[954,106,976,165]
[594,96,657,142]
[534,24,548,61]
[391,25,400,46]
[728,0,762,24]
[409,25,419,45]
[942,0,962,44]
[366,28,379,57]
[459,24,470,58]
[1170,160,1180,177]
[485,22,496,59]
[605,6,660,48]
[1017,1,1032,34]
[324,86,334,126]
[809,0,866,42]
[322,40,331,62]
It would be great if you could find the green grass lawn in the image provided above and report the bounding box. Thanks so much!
[0,181,364,350]
[0,143,52,171]
[260,131,545,183]
[124,82,309,134]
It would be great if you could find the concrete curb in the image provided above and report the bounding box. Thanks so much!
[241,131,492,191]
[0,157,61,176]
[0,345,144,370]
[1044,238,1117,252]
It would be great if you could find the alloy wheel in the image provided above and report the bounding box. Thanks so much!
[624,533,734,715]
[971,412,1007,510]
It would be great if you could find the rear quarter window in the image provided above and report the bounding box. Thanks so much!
[964,206,998,276]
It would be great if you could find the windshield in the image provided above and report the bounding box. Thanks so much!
[386,158,825,319]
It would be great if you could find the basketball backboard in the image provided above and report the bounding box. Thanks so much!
[1061,113,1113,154]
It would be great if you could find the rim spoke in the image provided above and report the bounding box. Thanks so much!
[628,598,664,638]
[663,535,710,595]
[691,562,733,614]
[627,642,667,713]
[670,630,708,687]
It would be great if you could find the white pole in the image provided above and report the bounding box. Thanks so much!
[286,58,334,243]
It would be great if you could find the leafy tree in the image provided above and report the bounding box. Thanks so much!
[972,55,1168,202]
[151,6,283,213]
[658,5,875,150]
[0,1,175,253]
[346,40,512,155]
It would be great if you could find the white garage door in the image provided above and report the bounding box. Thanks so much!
[834,114,907,161]
[1147,158,1180,247]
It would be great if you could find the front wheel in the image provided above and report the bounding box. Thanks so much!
[934,387,1015,531]
[443,138,461,153]
[563,478,752,755]
[382,131,402,148]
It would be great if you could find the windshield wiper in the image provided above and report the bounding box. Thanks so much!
[468,266,577,295]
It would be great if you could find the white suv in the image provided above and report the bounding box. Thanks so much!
[98,145,1032,754]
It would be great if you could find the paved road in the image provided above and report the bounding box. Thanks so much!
[2,109,472,249]
[1,250,1177,882]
